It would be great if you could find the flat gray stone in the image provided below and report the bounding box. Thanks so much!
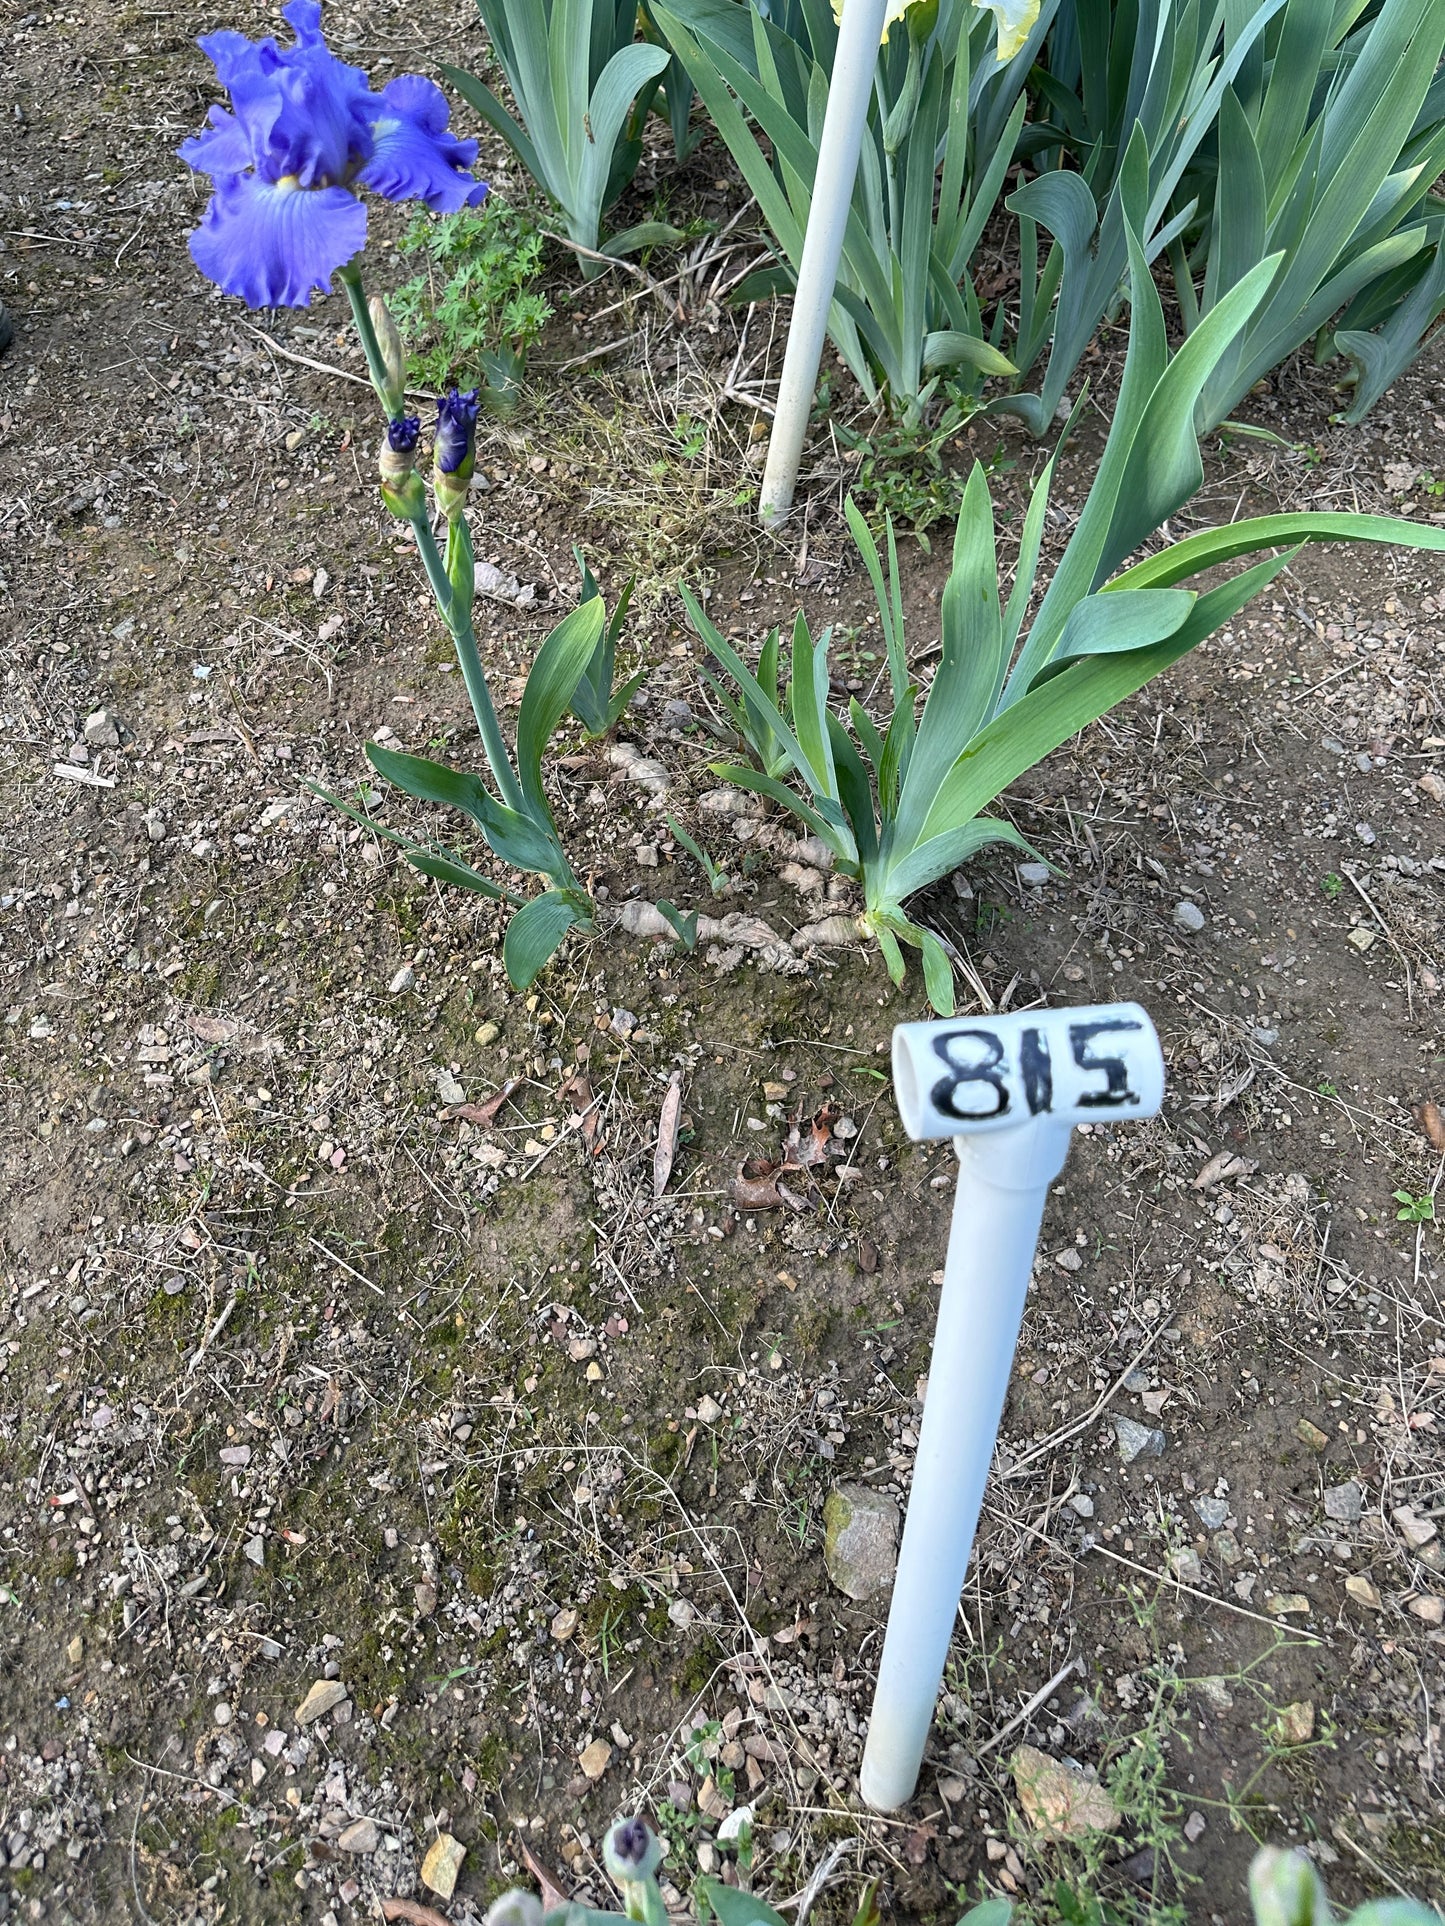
[822,1482,899,1601]
[1172,901,1206,933]
[1114,1418,1165,1464]
[1193,1497,1230,1530]
[1323,1480,1363,1524]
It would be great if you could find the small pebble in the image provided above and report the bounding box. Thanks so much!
[1172,900,1206,933]
[1114,1417,1165,1463]
[1323,1481,1363,1524]
[389,964,415,994]
[213,1702,232,1727]
[295,1679,349,1725]
[83,708,120,748]
[421,1832,466,1899]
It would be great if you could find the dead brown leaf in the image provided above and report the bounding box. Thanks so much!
[786,1103,838,1169]
[654,1072,683,1199]
[1415,1100,1445,1153]
[380,1902,453,1926]
[559,1071,602,1151]
[446,1079,518,1128]
[730,1163,811,1212]
[903,1824,936,1868]
[183,1012,242,1045]
[516,1837,570,1913]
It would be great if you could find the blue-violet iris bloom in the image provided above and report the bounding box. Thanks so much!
[387,414,421,453]
[180,0,487,309]
[435,388,480,475]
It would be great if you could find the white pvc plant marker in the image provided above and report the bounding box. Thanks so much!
[758,0,890,529]
[858,1003,1165,1813]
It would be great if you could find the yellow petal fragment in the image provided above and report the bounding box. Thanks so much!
[830,0,926,44]
[974,0,1040,61]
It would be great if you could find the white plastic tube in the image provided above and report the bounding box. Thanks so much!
[758,0,890,529]
[859,1121,1072,1812]
[859,1007,1165,1812]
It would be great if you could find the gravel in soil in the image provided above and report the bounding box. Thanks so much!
[2,3,1444,1923]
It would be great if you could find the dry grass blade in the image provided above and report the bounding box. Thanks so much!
[654,1070,683,1199]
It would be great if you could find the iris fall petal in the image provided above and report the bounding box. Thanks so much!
[188,174,366,307]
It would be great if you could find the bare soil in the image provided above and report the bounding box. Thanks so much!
[1,3,1443,1924]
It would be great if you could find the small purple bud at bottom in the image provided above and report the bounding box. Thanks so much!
[611,1818,652,1870]
[387,413,421,453]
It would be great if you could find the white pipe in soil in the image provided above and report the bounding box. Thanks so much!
[758,0,890,529]
[860,1006,1165,1812]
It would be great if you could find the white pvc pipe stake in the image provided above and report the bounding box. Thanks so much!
[859,1004,1165,1813]
[758,0,890,529]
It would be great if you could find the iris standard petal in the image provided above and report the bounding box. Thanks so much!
[358,75,487,212]
[188,174,366,307]
[280,0,325,44]
[178,104,258,181]
[197,25,272,89]
[253,43,373,186]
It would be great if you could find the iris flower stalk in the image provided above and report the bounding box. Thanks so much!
[180,0,586,901]
[340,266,528,820]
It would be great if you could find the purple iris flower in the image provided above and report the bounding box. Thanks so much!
[435,388,480,475]
[180,0,487,309]
[387,414,421,453]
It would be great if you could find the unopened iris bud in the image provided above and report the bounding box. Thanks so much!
[484,1893,543,1926]
[603,1817,663,1882]
[433,386,480,520]
[369,294,407,412]
[381,412,420,474]
[378,414,424,519]
[1248,1847,1329,1926]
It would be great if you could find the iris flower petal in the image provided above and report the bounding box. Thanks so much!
[357,75,487,212]
[975,0,1040,60]
[197,25,271,90]
[248,46,372,185]
[188,174,366,307]
[178,105,258,180]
